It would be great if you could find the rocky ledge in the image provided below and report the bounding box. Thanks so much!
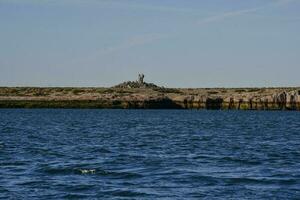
[0,87,299,110]
[0,75,299,110]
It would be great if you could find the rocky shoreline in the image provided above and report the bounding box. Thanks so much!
[0,87,299,110]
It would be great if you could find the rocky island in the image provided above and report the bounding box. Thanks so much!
[0,75,299,110]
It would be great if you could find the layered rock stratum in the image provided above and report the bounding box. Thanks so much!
[0,86,299,110]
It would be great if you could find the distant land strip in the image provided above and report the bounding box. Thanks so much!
[0,87,299,110]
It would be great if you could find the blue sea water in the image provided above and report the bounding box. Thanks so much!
[0,109,300,199]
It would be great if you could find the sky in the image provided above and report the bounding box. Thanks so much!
[0,0,299,88]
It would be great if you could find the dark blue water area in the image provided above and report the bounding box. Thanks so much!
[0,109,300,199]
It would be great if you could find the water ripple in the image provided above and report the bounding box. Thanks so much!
[0,109,300,199]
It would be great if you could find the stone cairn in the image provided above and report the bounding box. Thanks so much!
[113,74,159,89]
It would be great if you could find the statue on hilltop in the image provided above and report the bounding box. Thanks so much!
[113,73,159,89]
[138,73,145,85]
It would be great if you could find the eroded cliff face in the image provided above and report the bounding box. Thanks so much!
[170,90,300,110]
[0,87,299,110]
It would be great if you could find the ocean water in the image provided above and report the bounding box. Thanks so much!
[0,109,300,199]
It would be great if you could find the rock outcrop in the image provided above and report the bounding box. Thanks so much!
[0,84,299,110]
[113,74,160,89]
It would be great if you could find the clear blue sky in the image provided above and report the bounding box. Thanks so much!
[1,0,299,88]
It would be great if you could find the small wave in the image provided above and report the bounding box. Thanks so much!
[87,145,112,154]
[221,156,262,165]
[59,184,96,193]
[78,169,96,174]
[38,165,143,179]
[191,154,262,165]
[108,189,151,198]
[26,147,66,158]
[63,194,93,199]
[111,170,144,179]
[16,180,44,186]
[40,165,99,176]
[0,186,9,193]
[224,177,298,185]
[40,166,75,175]
[0,161,29,167]
[97,148,112,154]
